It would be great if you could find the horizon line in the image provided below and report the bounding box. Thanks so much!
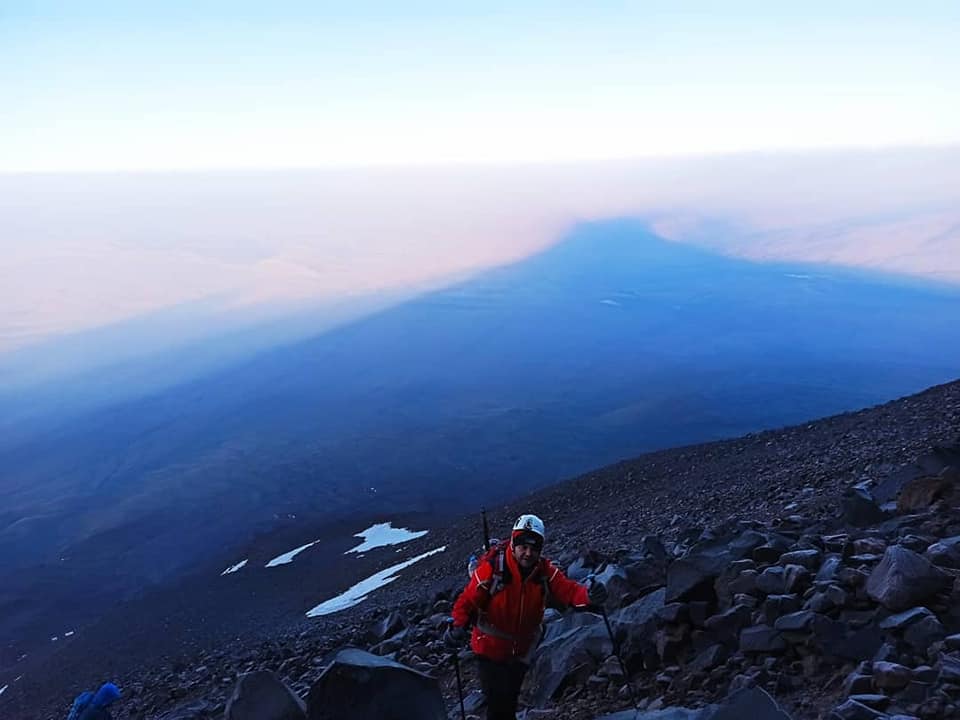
[3,142,958,178]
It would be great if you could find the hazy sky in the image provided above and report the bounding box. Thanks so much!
[2,148,959,360]
[3,1,959,172]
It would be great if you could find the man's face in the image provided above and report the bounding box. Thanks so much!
[512,534,542,570]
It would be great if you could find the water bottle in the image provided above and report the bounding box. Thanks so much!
[467,553,478,576]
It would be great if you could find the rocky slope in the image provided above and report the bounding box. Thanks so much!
[6,379,960,720]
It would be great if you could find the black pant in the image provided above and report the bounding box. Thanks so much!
[477,656,528,720]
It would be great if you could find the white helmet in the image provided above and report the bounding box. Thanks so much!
[512,514,546,542]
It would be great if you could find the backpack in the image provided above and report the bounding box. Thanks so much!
[66,691,94,720]
[470,539,553,606]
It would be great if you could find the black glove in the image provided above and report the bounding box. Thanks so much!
[588,580,608,607]
[444,624,468,648]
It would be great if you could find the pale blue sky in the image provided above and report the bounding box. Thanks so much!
[2,1,959,170]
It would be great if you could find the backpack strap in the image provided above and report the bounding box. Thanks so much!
[539,558,554,607]
[487,544,509,596]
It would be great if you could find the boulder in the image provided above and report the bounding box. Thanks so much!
[779,549,822,570]
[878,606,934,631]
[902,616,946,652]
[841,485,888,527]
[599,688,792,720]
[897,474,955,513]
[739,625,786,654]
[712,687,793,720]
[940,653,960,683]
[829,699,887,719]
[704,605,753,647]
[594,708,714,720]
[527,609,611,706]
[774,610,817,633]
[872,661,912,690]
[375,611,406,642]
[613,588,666,669]
[924,536,960,568]
[306,648,445,720]
[666,531,767,602]
[865,546,950,611]
[226,670,306,720]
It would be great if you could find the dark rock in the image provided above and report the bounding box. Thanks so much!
[836,567,869,589]
[842,486,888,528]
[847,694,889,710]
[897,681,933,704]
[774,611,817,633]
[812,616,883,662]
[375,611,406,642]
[756,567,788,595]
[306,648,445,720]
[838,609,877,628]
[156,700,222,720]
[567,551,602,581]
[226,670,306,720]
[657,602,689,624]
[762,594,801,625]
[939,653,960,683]
[712,686,793,720]
[689,644,728,673]
[898,475,955,513]
[902,616,946,653]
[641,535,669,563]
[924,536,960,568]
[594,706,714,719]
[830,698,887,719]
[704,605,753,647]
[872,661,912,690]
[779,549,822,570]
[817,555,844,583]
[739,625,786,654]
[461,690,484,714]
[527,609,611,706]
[879,606,935,631]
[716,567,758,608]
[688,601,711,627]
[655,625,688,664]
[666,531,767,602]
[756,565,809,595]
[613,587,666,669]
[865,547,950,611]
[843,671,875,695]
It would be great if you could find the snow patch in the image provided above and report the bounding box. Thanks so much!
[306,546,446,617]
[0,685,7,696]
[266,540,320,567]
[50,636,58,642]
[345,522,428,554]
[64,630,75,637]
[221,559,248,575]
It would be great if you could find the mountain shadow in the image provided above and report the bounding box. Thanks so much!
[2,218,960,662]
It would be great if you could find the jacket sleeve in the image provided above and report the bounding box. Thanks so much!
[451,560,493,627]
[543,559,590,608]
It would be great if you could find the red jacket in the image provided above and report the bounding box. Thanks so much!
[451,543,590,662]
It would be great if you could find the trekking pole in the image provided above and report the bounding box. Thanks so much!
[590,578,643,717]
[481,507,491,552]
[450,650,467,720]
